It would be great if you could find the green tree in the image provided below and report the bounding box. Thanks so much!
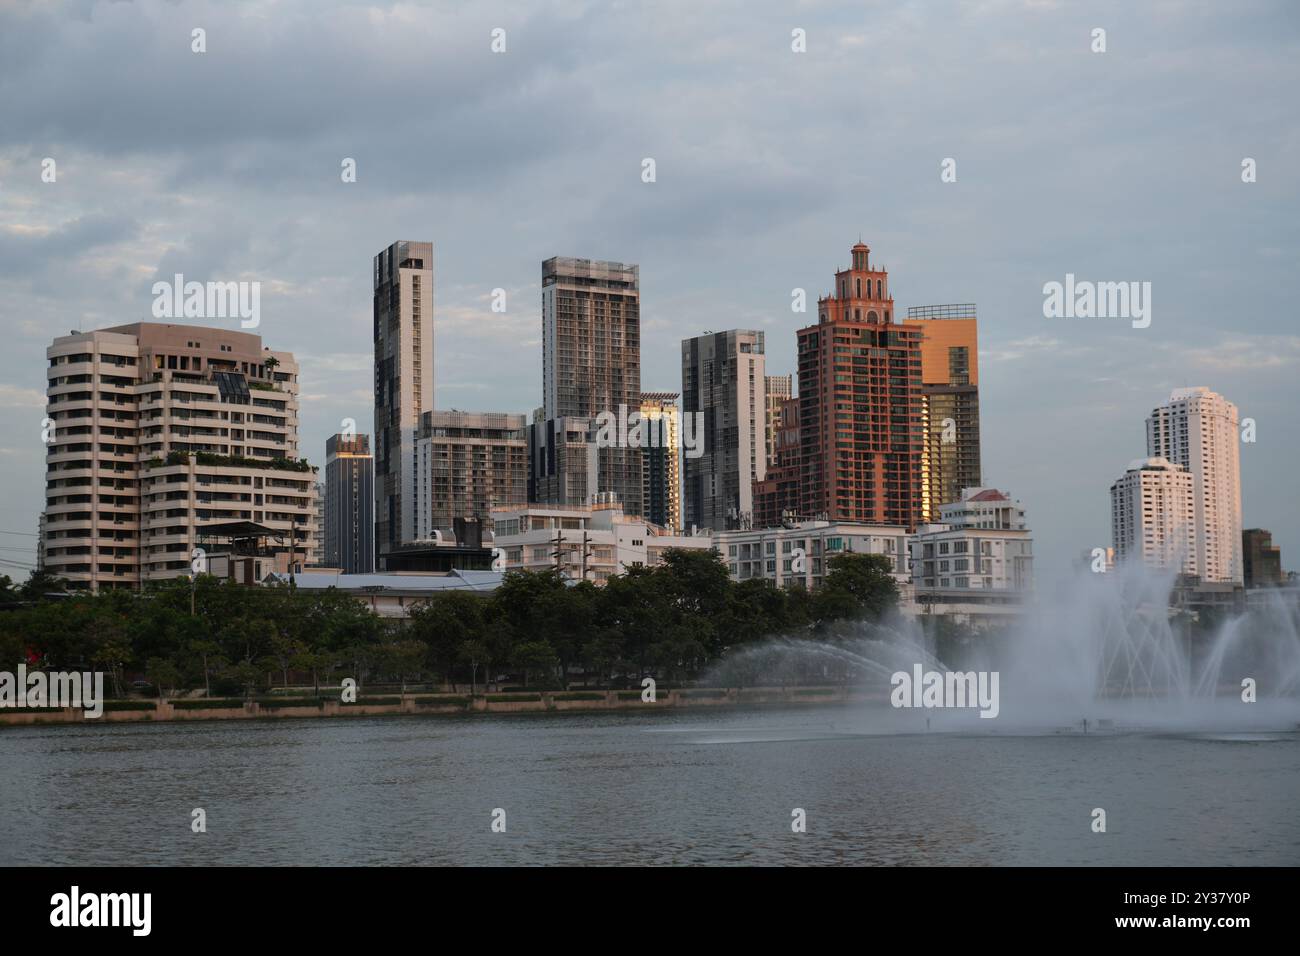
[814,553,899,624]
[145,657,182,698]
[511,640,560,689]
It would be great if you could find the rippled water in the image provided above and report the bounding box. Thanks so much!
[2,706,1298,866]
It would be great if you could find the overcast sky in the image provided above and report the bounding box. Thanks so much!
[1,0,1297,584]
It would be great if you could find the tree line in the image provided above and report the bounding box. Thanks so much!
[0,550,899,697]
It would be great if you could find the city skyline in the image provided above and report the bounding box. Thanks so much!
[2,1,1298,586]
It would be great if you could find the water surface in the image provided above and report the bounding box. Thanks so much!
[2,706,1297,866]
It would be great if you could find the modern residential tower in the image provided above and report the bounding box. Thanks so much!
[681,329,767,531]
[324,433,374,574]
[640,391,682,532]
[413,410,527,539]
[373,240,434,565]
[532,257,643,515]
[1109,457,1196,575]
[903,304,981,521]
[763,374,793,472]
[1145,387,1243,583]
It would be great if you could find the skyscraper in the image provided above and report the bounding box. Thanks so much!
[373,240,434,564]
[903,304,981,521]
[1110,457,1196,575]
[325,433,374,574]
[1145,387,1243,584]
[42,323,315,590]
[763,374,793,472]
[532,256,642,515]
[640,391,681,531]
[797,242,924,529]
[681,329,767,531]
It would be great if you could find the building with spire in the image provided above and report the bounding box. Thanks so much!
[796,242,925,529]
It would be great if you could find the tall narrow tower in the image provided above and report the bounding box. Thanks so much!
[373,240,434,565]
[1145,387,1243,584]
[903,304,981,520]
[325,433,374,574]
[797,242,924,528]
[681,330,767,531]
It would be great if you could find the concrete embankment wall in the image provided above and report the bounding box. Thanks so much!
[0,687,873,727]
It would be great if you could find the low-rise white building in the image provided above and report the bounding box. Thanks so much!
[490,503,713,583]
[908,524,1033,592]
[266,568,503,618]
[939,487,1027,530]
[713,521,910,589]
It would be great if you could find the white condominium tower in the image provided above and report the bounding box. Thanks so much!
[1109,457,1196,575]
[1145,387,1242,584]
[43,323,315,590]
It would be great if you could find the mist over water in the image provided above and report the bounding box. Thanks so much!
[709,563,1300,736]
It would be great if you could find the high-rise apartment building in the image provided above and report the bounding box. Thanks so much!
[797,242,924,529]
[413,410,527,539]
[373,240,434,563]
[681,329,767,531]
[534,256,642,515]
[43,323,315,590]
[325,433,374,574]
[751,396,802,528]
[308,480,326,565]
[528,415,594,508]
[1145,387,1243,583]
[763,374,793,471]
[1110,457,1196,575]
[903,304,981,521]
[640,392,681,531]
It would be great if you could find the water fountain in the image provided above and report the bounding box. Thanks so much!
[709,561,1300,735]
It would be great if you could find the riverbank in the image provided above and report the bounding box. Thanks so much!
[0,686,874,726]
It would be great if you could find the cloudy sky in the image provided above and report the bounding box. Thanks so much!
[1,0,1297,584]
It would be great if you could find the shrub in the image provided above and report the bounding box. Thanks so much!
[255,697,323,709]
[342,696,402,706]
[616,690,668,701]
[487,693,542,703]
[170,698,246,710]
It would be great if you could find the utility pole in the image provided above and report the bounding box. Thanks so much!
[579,530,592,581]
[551,527,565,573]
